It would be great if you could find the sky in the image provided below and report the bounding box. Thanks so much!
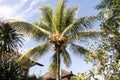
[0,0,101,77]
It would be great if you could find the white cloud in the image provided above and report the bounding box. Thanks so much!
[15,0,45,21]
[24,0,39,14]
[0,5,14,18]
[23,0,47,14]
[14,0,28,10]
[0,0,46,21]
[0,0,28,20]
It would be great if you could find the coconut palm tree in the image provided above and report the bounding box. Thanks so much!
[0,19,23,60]
[8,0,100,80]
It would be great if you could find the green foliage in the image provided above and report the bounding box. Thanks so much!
[27,74,38,80]
[0,20,23,53]
[0,53,28,80]
[72,72,91,80]
[96,0,120,59]
[73,41,120,80]
[86,43,120,80]
[74,1,120,80]
[24,41,50,59]
[38,76,46,80]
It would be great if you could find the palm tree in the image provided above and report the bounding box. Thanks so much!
[9,0,99,80]
[0,19,23,60]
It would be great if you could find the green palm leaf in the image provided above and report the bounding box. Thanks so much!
[95,0,113,10]
[49,52,57,75]
[40,6,57,32]
[0,22,23,52]
[9,21,51,40]
[61,6,79,31]
[55,0,66,32]
[61,48,72,67]
[67,30,102,42]
[61,16,96,36]
[18,55,43,68]
[69,43,89,56]
[24,41,50,60]
[32,21,51,32]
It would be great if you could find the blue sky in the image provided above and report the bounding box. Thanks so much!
[0,0,100,21]
[0,0,101,77]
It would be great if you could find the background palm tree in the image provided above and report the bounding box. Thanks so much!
[0,19,23,60]
[9,0,99,80]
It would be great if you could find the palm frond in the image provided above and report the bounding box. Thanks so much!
[97,11,107,20]
[74,16,96,30]
[12,21,51,35]
[69,43,89,57]
[67,30,102,42]
[97,9,113,20]
[18,55,37,68]
[61,5,79,31]
[31,21,52,40]
[0,22,23,51]
[24,41,50,60]
[61,48,72,67]
[61,16,96,36]
[18,55,44,69]
[9,21,51,40]
[95,0,113,10]
[40,6,57,32]
[10,21,33,34]
[32,21,51,32]
[55,0,66,32]
[49,52,57,75]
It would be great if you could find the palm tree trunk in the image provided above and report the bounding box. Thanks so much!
[56,45,61,80]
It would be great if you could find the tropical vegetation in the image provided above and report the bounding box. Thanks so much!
[0,52,28,80]
[0,19,27,80]
[0,0,120,80]
[73,0,120,80]
[0,19,40,80]
[8,0,99,80]
[0,19,23,60]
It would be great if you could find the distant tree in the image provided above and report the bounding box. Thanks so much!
[86,42,120,80]
[95,0,120,59]
[72,1,120,80]
[73,41,120,80]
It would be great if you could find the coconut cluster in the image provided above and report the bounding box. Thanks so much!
[49,33,67,51]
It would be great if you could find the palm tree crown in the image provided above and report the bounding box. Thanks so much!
[0,19,23,53]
